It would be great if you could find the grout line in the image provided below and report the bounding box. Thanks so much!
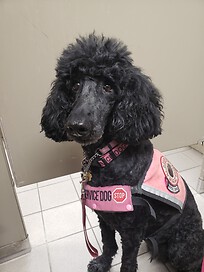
[40,199,80,212]
[138,250,149,258]
[37,177,72,189]
[179,165,202,173]
[16,187,38,195]
[22,199,80,216]
[37,187,53,272]
[36,187,48,242]
[20,185,53,271]
[91,226,102,252]
[46,227,92,245]
[178,165,202,174]
[181,153,203,166]
[23,210,43,218]
[163,147,191,155]
[71,177,82,181]
[21,199,81,217]
[46,244,53,272]
[70,176,81,199]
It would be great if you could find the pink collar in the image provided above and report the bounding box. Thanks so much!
[82,140,128,171]
[97,141,128,167]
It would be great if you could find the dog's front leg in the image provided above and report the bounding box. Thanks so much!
[88,216,118,272]
[120,229,142,272]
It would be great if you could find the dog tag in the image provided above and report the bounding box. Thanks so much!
[83,171,92,182]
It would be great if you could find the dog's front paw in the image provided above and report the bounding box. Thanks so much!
[88,256,112,272]
[120,264,137,272]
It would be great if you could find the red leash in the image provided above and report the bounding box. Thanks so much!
[81,181,99,258]
[81,141,128,258]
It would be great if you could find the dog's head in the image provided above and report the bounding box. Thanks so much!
[41,33,163,146]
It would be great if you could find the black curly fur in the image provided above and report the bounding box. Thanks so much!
[41,33,204,272]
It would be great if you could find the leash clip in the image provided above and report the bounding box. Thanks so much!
[82,171,92,182]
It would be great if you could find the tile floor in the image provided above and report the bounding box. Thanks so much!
[0,147,204,272]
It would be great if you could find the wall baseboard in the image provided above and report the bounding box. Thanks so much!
[191,143,204,154]
[0,236,31,264]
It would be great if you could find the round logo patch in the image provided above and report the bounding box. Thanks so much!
[161,156,180,193]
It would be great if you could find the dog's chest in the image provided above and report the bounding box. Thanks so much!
[83,149,186,214]
[95,210,140,230]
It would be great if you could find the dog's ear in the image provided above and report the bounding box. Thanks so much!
[110,68,163,145]
[41,79,73,142]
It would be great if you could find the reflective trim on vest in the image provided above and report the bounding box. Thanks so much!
[141,149,186,211]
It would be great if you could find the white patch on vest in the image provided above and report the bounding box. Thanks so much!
[161,156,180,194]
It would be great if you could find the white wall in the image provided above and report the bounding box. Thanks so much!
[0,0,203,185]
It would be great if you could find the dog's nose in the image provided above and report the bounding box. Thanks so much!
[67,122,90,137]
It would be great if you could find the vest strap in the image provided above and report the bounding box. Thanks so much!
[132,196,156,219]
[146,213,181,261]
[145,237,159,262]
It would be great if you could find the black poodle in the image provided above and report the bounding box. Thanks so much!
[41,33,204,272]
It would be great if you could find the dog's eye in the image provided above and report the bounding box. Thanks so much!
[103,85,112,93]
[72,82,80,91]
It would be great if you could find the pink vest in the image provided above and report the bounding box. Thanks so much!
[83,149,186,213]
